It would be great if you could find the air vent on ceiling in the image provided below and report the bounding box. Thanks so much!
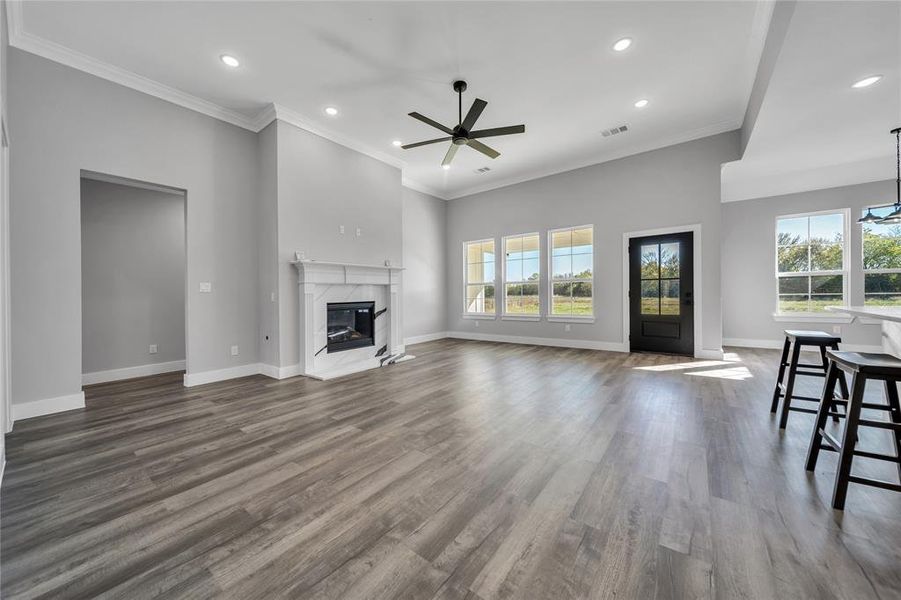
[474,166,492,174]
[601,124,629,137]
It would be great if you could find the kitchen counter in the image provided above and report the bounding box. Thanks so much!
[827,305,901,357]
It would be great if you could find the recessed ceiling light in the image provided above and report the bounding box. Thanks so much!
[442,164,451,170]
[852,75,882,89]
[613,38,632,52]
[220,54,240,68]
[634,99,649,108]
[325,106,339,116]
[392,140,402,147]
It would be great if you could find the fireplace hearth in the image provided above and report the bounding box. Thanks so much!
[327,301,375,353]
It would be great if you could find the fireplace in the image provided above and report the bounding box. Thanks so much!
[326,301,375,353]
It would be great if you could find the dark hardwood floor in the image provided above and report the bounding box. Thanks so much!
[3,339,901,599]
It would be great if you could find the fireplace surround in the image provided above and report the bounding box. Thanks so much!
[292,259,404,380]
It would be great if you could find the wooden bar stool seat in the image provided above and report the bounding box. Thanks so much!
[806,350,901,510]
[771,330,848,429]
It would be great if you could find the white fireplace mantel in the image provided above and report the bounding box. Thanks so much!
[292,259,404,380]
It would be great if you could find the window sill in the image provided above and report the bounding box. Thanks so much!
[771,313,854,324]
[546,315,596,323]
[501,314,541,322]
[461,313,496,320]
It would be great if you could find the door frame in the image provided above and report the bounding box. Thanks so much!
[622,223,713,359]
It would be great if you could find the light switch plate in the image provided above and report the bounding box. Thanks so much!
[339,225,345,234]
[356,227,362,237]
[199,282,212,293]
[149,344,158,354]
[565,324,571,332]
[231,345,239,356]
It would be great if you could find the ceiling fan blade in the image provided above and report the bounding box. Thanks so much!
[469,124,525,139]
[408,112,453,135]
[401,136,452,150]
[442,144,459,167]
[461,98,487,131]
[467,139,500,159]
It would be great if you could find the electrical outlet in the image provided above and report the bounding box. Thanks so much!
[231,345,239,356]
[356,227,362,237]
[833,325,841,334]
[474,320,479,328]
[149,344,158,354]
[270,291,276,302]
[339,225,345,234]
[564,324,571,332]
[199,281,212,293]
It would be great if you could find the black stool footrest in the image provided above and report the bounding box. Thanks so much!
[847,476,901,493]
[858,419,901,431]
[853,449,901,464]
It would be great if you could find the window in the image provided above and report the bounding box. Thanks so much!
[503,233,540,315]
[776,211,847,313]
[464,239,496,315]
[639,242,681,315]
[862,205,901,306]
[550,225,593,317]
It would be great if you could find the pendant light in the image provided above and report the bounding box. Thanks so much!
[859,207,882,224]
[876,127,901,224]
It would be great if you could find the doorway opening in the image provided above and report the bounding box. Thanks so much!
[80,171,187,385]
[628,230,695,356]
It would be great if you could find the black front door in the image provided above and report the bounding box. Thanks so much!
[629,232,694,355]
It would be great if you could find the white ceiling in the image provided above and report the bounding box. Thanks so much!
[722,1,901,202]
[10,1,771,199]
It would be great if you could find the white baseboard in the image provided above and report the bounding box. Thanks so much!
[82,360,185,385]
[404,331,449,346]
[447,331,629,353]
[12,391,86,422]
[183,363,262,387]
[259,363,302,380]
[723,337,883,353]
[695,348,725,360]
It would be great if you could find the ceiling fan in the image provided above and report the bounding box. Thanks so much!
[402,80,525,167]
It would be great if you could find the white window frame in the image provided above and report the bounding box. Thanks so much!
[773,208,849,319]
[501,232,541,321]
[861,204,901,306]
[547,224,595,322]
[462,237,497,319]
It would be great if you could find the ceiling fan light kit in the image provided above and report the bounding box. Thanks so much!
[401,80,526,168]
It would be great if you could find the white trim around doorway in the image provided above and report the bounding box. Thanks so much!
[622,223,718,360]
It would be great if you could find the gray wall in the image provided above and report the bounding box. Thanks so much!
[275,120,403,368]
[446,131,740,354]
[722,180,891,347]
[81,178,185,373]
[9,49,259,406]
[402,187,447,340]
[257,122,280,368]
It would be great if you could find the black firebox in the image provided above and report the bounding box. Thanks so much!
[326,301,375,353]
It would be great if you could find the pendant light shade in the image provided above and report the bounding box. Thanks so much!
[876,127,901,224]
[858,207,882,224]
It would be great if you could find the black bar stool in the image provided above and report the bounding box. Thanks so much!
[806,350,901,510]
[770,330,848,429]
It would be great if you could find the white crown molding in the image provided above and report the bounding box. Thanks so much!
[270,103,404,170]
[444,118,742,200]
[400,176,449,200]
[6,2,259,131]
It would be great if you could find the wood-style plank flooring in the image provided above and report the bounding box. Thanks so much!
[3,339,901,599]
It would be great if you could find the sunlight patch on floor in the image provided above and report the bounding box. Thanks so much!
[634,360,733,372]
[685,366,753,380]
